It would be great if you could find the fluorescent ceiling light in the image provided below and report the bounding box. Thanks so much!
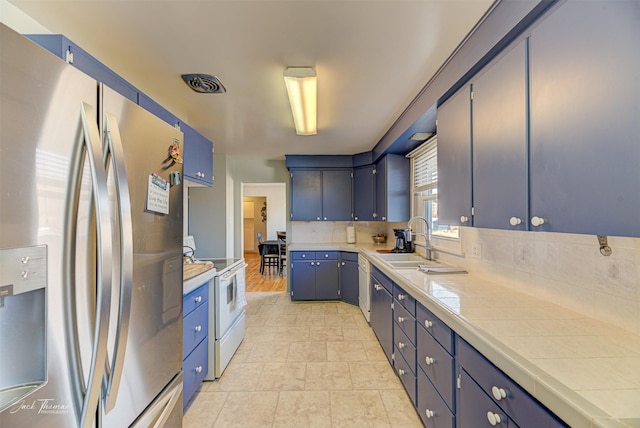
[284,67,317,135]
[409,132,434,141]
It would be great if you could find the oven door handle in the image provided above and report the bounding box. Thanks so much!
[220,262,248,281]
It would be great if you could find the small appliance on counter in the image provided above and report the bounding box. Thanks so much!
[392,228,414,253]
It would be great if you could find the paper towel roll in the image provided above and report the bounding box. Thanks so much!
[346,226,356,243]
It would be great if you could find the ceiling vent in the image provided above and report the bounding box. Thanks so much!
[181,74,226,94]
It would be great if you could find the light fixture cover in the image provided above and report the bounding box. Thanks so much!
[284,67,317,135]
[409,132,434,141]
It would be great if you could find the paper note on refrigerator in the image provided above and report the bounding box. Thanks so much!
[146,173,169,214]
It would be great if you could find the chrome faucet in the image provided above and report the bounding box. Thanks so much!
[407,216,432,260]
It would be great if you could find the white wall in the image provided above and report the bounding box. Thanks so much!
[0,0,50,33]
[243,183,286,241]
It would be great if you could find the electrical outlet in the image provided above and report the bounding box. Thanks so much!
[471,244,482,259]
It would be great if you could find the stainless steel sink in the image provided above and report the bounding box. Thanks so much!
[375,253,426,262]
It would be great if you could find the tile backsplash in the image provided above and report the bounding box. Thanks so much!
[291,222,640,335]
[446,227,640,335]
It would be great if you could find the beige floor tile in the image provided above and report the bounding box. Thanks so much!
[228,341,254,364]
[342,326,377,341]
[327,341,368,362]
[349,362,403,390]
[295,313,327,326]
[265,313,298,326]
[361,340,389,362]
[309,325,344,341]
[312,303,339,314]
[245,342,290,363]
[275,325,311,341]
[244,326,277,343]
[212,391,279,428]
[379,389,423,427]
[273,390,332,427]
[305,362,353,390]
[330,390,391,427]
[325,313,357,325]
[337,303,362,315]
[245,313,269,327]
[183,391,228,428]
[257,362,307,391]
[206,362,265,391]
[288,342,328,362]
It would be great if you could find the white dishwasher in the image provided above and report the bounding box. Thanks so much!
[358,255,370,322]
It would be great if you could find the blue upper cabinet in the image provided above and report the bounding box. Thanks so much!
[472,39,528,231]
[181,123,213,186]
[290,169,352,221]
[437,85,473,227]
[353,165,375,221]
[138,92,180,127]
[529,0,640,237]
[374,154,410,222]
[26,34,138,103]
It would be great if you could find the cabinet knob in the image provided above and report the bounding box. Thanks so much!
[381,216,386,221]
[398,294,406,301]
[354,216,358,221]
[316,216,321,221]
[487,412,503,426]
[194,325,202,332]
[425,356,434,365]
[398,341,405,349]
[301,254,306,258]
[195,366,203,374]
[531,216,545,227]
[491,386,507,401]
[397,316,405,323]
[374,284,382,291]
[397,368,405,376]
[324,254,329,258]
[460,215,469,223]
[424,320,433,328]
[194,296,202,303]
[323,217,327,220]
[341,262,345,266]
[509,217,522,226]
[425,409,434,419]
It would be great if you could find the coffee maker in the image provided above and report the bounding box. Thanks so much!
[392,228,414,253]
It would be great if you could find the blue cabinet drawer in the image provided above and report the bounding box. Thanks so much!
[418,367,455,428]
[394,322,416,373]
[315,251,338,260]
[457,337,566,427]
[183,283,209,316]
[393,284,416,316]
[183,301,208,359]
[183,338,208,409]
[393,301,416,346]
[394,348,417,406]
[416,302,453,354]
[418,323,454,411]
[370,265,393,293]
[291,251,315,261]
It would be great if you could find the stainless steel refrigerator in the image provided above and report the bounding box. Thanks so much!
[0,23,184,427]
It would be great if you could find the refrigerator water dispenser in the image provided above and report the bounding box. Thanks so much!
[0,246,47,411]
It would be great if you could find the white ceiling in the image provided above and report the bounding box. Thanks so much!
[8,0,493,160]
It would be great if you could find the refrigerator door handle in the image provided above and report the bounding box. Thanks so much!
[101,112,134,413]
[64,102,113,428]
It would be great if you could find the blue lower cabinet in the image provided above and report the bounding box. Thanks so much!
[456,337,566,427]
[183,339,208,409]
[182,282,210,410]
[393,321,416,372]
[457,368,511,427]
[370,274,393,364]
[418,368,455,428]
[339,252,359,305]
[394,348,417,406]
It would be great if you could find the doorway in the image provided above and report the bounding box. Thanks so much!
[241,183,287,292]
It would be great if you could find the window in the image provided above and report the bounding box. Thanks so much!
[408,137,459,240]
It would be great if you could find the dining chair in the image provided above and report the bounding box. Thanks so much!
[278,238,287,276]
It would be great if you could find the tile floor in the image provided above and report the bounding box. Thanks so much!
[183,292,423,427]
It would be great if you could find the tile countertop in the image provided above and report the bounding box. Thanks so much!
[288,242,640,428]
